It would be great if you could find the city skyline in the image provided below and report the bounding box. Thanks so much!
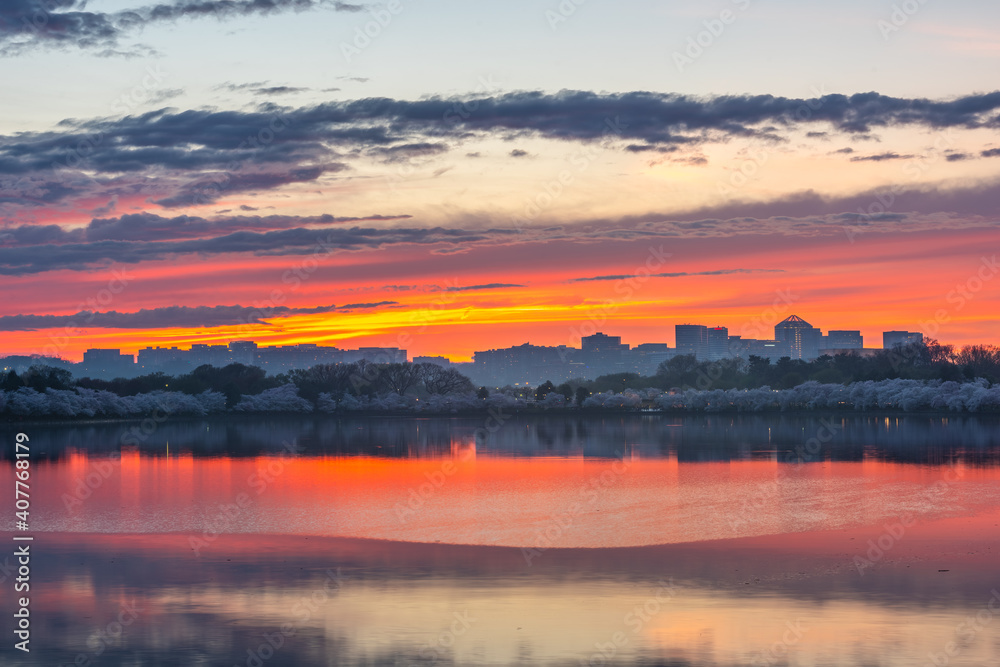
[3,314,947,386]
[2,3,1000,364]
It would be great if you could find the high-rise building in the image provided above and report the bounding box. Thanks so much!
[883,331,923,349]
[774,315,823,360]
[227,340,258,365]
[825,330,863,350]
[727,335,750,359]
[80,349,135,379]
[630,343,674,375]
[675,325,707,359]
[581,332,629,377]
[746,339,792,361]
[704,326,730,361]
[137,346,186,372]
[472,343,579,386]
[581,332,627,355]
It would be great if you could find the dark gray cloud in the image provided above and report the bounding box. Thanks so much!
[3,89,1000,213]
[151,165,342,207]
[0,0,362,55]
[368,142,449,163]
[946,153,971,162]
[0,220,525,275]
[849,152,915,162]
[0,301,395,331]
[571,269,784,282]
[256,86,309,95]
[664,179,1000,223]
[217,82,310,96]
[509,149,529,158]
[0,212,411,245]
[982,148,1000,158]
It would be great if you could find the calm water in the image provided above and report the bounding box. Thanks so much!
[2,414,999,666]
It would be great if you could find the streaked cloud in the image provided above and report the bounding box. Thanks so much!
[571,269,785,283]
[0,0,363,56]
[0,301,395,331]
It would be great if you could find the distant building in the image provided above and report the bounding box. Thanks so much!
[80,349,135,379]
[137,346,186,372]
[630,343,674,375]
[774,315,823,360]
[413,356,451,367]
[581,332,629,377]
[256,344,342,372]
[825,330,863,350]
[345,347,407,364]
[189,344,231,368]
[228,340,258,365]
[472,343,580,386]
[727,335,750,359]
[704,326,730,361]
[746,339,792,361]
[883,331,924,349]
[675,324,707,359]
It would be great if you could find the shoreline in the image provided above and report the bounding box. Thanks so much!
[4,407,1000,427]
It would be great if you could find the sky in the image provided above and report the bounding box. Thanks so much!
[1,0,999,361]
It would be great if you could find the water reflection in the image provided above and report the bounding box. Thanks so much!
[0,415,998,665]
[2,532,999,666]
[4,413,1000,463]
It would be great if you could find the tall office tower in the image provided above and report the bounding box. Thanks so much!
[774,315,823,360]
[581,332,629,377]
[826,330,863,350]
[883,331,924,349]
[228,340,259,365]
[675,324,707,360]
[581,332,627,355]
[704,326,730,361]
[81,349,135,379]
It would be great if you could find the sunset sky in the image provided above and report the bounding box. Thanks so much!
[2,0,999,361]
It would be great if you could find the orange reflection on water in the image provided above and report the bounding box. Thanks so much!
[21,451,1000,548]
